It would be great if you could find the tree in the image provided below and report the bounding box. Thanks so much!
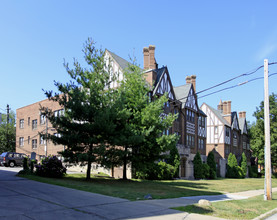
[105,64,178,180]
[240,152,247,177]
[250,93,277,169]
[207,151,217,179]
[0,111,16,152]
[226,153,239,178]
[42,39,119,180]
[193,151,204,179]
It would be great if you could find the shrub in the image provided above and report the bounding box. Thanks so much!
[193,152,203,179]
[202,163,210,179]
[207,151,217,179]
[249,165,258,178]
[23,157,29,171]
[135,161,175,180]
[30,159,37,173]
[35,156,66,178]
[226,153,239,178]
[240,152,247,178]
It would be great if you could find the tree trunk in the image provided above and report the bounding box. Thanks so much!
[123,146,127,180]
[86,144,92,180]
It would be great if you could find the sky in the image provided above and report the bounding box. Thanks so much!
[1,0,277,123]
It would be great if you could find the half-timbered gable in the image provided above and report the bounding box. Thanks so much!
[201,103,229,145]
[152,67,175,101]
[231,112,240,131]
[104,49,131,88]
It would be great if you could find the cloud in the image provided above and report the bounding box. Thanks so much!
[256,43,277,61]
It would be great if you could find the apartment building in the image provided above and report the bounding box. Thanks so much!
[16,99,65,160]
[200,100,251,177]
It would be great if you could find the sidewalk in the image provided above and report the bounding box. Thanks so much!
[130,187,277,220]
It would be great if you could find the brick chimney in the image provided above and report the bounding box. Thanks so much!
[239,111,246,118]
[222,100,232,124]
[143,47,149,70]
[143,45,157,86]
[191,75,196,92]
[186,76,191,84]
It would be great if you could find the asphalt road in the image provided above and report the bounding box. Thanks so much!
[0,167,185,220]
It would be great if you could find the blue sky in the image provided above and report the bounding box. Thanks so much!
[1,0,277,123]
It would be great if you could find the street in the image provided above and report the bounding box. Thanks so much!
[0,167,186,220]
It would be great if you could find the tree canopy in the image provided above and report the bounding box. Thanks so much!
[0,111,16,153]
[249,93,277,169]
[42,39,178,180]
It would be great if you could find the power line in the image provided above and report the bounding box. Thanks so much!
[198,72,277,99]
[174,62,277,104]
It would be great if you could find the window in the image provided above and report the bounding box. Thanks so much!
[40,135,46,145]
[243,141,246,149]
[40,114,46,125]
[199,116,205,127]
[54,109,64,118]
[28,136,30,144]
[28,117,30,126]
[226,128,230,137]
[32,119,37,130]
[198,138,204,150]
[19,119,24,129]
[233,132,238,147]
[186,109,195,123]
[54,133,61,138]
[186,134,195,148]
[215,126,218,134]
[32,139,37,149]
[19,137,24,146]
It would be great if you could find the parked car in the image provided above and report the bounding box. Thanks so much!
[0,152,27,167]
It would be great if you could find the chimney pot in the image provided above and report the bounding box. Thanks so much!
[191,75,196,92]
[186,76,191,84]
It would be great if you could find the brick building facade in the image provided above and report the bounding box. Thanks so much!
[16,99,65,160]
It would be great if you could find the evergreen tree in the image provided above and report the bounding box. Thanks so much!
[226,153,239,178]
[193,151,203,179]
[241,152,247,177]
[42,39,119,180]
[109,64,178,179]
[207,151,217,179]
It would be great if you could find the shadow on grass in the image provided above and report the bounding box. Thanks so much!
[173,204,214,215]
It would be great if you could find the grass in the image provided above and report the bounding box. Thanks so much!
[17,172,277,201]
[173,192,277,219]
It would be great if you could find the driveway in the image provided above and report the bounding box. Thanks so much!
[0,167,185,220]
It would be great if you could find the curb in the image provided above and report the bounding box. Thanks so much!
[253,208,277,220]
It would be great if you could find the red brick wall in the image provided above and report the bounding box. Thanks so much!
[16,98,64,160]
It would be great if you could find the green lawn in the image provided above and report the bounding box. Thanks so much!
[173,192,277,219]
[17,173,277,201]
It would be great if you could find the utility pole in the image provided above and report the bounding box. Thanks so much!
[264,59,272,200]
[6,104,10,149]
[45,110,48,157]
[6,104,10,124]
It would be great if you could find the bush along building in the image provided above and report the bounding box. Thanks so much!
[200,100,251,177]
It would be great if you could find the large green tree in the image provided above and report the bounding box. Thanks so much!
[249,93,277,169]
[42,39,119,180]
[0,112,16,152]
[104,64,179,180]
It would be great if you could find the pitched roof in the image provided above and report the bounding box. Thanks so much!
[238,117,247,134]
[173,84,191,108]
[203,103,230,126]
[106,49,131,71]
